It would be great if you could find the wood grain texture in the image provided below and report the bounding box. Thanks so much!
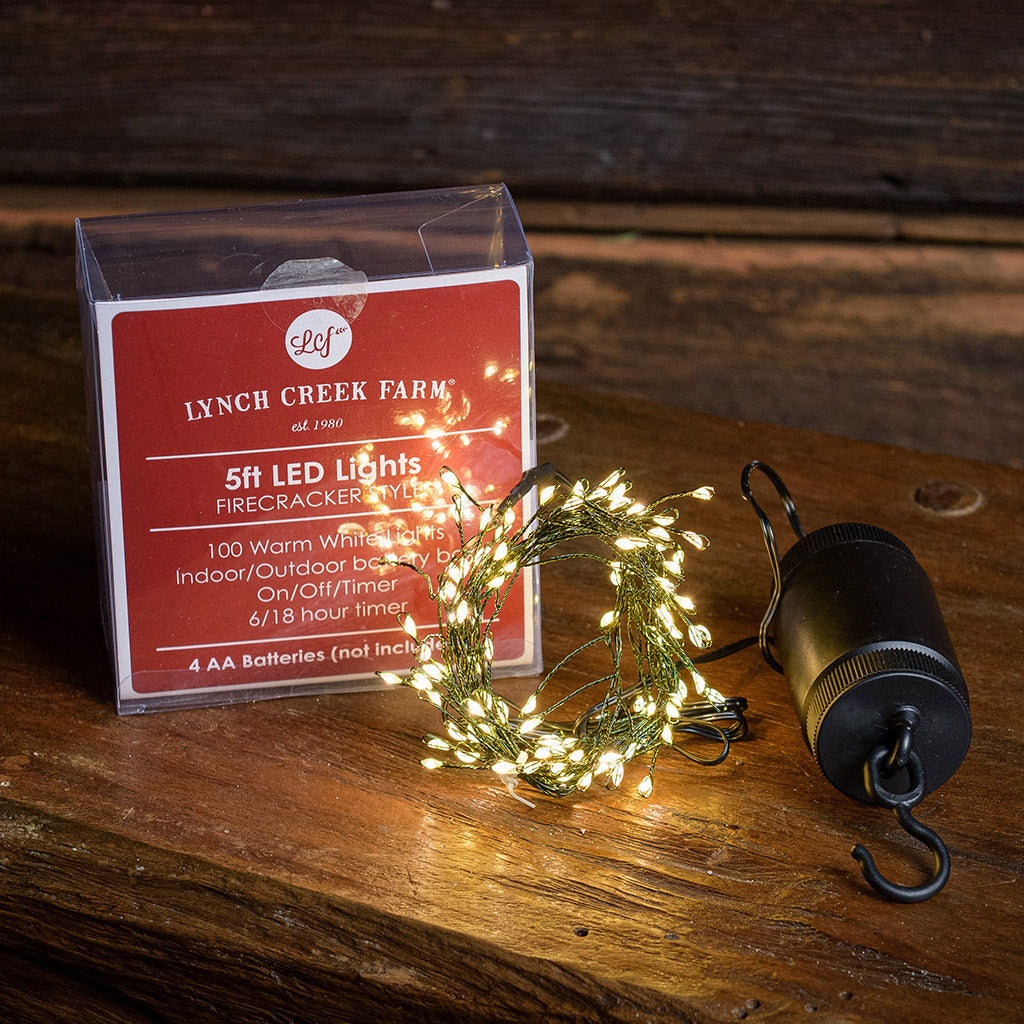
[4,2,1024,209]
[5,185,1021,468]
[531,233,1024,469]
[13,183,1024,245]
[2,291,1024,1021]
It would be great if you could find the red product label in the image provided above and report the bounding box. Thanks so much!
[96,269,535,703]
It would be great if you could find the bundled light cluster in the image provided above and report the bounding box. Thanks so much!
[378,466,726,799]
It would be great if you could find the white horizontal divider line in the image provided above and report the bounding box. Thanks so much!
[150,502,450,533]
[146,426,501,461]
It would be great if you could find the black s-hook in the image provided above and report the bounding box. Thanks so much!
[851,714,952,902]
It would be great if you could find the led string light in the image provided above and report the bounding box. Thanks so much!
[376,458,966,902]
[378,464,747,799]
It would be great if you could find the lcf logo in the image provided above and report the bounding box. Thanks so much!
[285,309,352,369]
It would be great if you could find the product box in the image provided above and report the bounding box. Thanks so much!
[76,185,540,712]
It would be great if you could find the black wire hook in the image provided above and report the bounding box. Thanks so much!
[851,738,952,903]
[740,461,807,673]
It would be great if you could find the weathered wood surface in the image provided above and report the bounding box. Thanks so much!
[531,233,1024,470]
[2,274,1024,1020]
[3,185,1024,468]
[4,2,1024,209]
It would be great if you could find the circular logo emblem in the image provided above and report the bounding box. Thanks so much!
[285,309,352,369]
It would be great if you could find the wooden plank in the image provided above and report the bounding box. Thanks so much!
[2,317,1024,1021]
[9,184,1024,245]
[529,233,1024,469]
[0,183,899,241]
[3,188,1023,468]
[3,3,1024,209]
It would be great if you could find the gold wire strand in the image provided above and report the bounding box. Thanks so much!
[378,466,729,798]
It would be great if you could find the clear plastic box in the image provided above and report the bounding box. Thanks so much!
[76,184,539,712]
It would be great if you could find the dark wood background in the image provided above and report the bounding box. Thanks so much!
[4,0,1024,464]
[5,1,1024,208]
